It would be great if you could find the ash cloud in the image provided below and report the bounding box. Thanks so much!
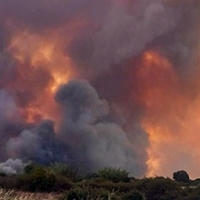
[4,80,147,176]
[0,0,199,177]
[6,120,66,165]
[55,80,146,175]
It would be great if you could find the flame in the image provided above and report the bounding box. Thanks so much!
[5,22,85,124]
[136,50,200,178]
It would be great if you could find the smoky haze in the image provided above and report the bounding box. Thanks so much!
[0,0,199,177]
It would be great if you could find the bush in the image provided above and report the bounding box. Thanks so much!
[18,166,56,192]
[191,178,200,186]
[49,163,78,180]
[144,177,181,200]
[53,175,73,191]
[60,187,118,200]
[0,176,18,190]
[173,170,190,183]
[24,163,37,174]
[89,188,110,200]
[122,191,145,200]
[61,188,88,200]
[85,172,99,180]
[98,167,130,183]
[29,167,56,192]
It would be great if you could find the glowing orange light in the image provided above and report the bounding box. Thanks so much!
[7,26,79,125]
[138,50,200,178]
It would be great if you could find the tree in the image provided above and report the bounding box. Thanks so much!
[173,170,190,183]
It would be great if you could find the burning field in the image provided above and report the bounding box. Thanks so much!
[0,0,199,178]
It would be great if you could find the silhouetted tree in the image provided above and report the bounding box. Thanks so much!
[173,170,190,183]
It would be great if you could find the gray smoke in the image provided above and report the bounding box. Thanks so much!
[156,1,200,76]
[69,0,200,77]
[0,90,21,161]
[0,159,25,175]
[55,80,145,175]
[0,0,199,177]
[89,0,180,71]
[4,80,146,176]
[6,120,66,165]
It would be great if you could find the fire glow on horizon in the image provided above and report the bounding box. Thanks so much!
[139,51,200,178]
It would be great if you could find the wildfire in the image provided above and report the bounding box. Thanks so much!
[6,26,79,124]
[138,50,200,178]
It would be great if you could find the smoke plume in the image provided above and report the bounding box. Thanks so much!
[0,0,199,178]
[0,159,25,175]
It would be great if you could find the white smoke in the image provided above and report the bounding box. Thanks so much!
[0,159,25,175]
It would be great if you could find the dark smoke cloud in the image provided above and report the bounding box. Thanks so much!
[55,80,109,124]
[7,120,66,165]
[55,80,145,175]
[4,80,146,176]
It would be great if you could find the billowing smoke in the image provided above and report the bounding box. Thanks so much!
[7,120,65,165]
[55,80,144,174]
[0,159,25,175]
[0,0,199,178]
[89,0,180,71]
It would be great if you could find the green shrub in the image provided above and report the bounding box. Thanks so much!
[85,172,99,180]
[177,186,200,200]
[30,167,55,192]
[190,178,200,186]
[47,163,81,182]
[98,167,130,183]
[60,187,118,200]
[89,188,110,200]
[144,177,181,200]
[122,190,145,200]
[53,175,73,191]
[62,188,88,200]
[18,166,56,192]
[24,163,37,174]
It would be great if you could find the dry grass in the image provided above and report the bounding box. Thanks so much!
[0,188,60,200]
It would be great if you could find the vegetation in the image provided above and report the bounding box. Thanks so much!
[0,188,58,200]
[173,170,190,183]
[0,165,200,199]
[97,167,130,182]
